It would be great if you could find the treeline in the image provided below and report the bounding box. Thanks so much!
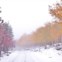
[17,0,62,47]
[17,21,62,47]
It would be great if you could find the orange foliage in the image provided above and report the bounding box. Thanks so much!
[49,1,62,20]
[17,1,62,47]
[17,21,62,46]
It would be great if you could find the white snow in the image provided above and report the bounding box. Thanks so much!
[0,48,62,62]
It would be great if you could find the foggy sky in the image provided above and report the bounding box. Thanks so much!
[0,0,60,40]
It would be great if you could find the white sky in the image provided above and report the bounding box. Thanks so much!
[0,0,60,40]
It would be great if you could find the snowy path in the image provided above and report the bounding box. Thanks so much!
[0,48,62,62]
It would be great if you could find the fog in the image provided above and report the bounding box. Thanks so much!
[0,0,60,40]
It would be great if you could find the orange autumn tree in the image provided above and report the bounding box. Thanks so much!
[49,0,62,20]
[49,0,62,43]
[17,0,62,47]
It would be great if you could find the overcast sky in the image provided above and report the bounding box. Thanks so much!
[0,0,60,40]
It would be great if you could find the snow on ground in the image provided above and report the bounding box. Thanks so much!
[0,47,62,62]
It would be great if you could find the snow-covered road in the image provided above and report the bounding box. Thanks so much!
[0,48,62,62]
[0,51,43,62]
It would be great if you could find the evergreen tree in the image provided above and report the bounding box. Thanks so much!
[0,7,14,57]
